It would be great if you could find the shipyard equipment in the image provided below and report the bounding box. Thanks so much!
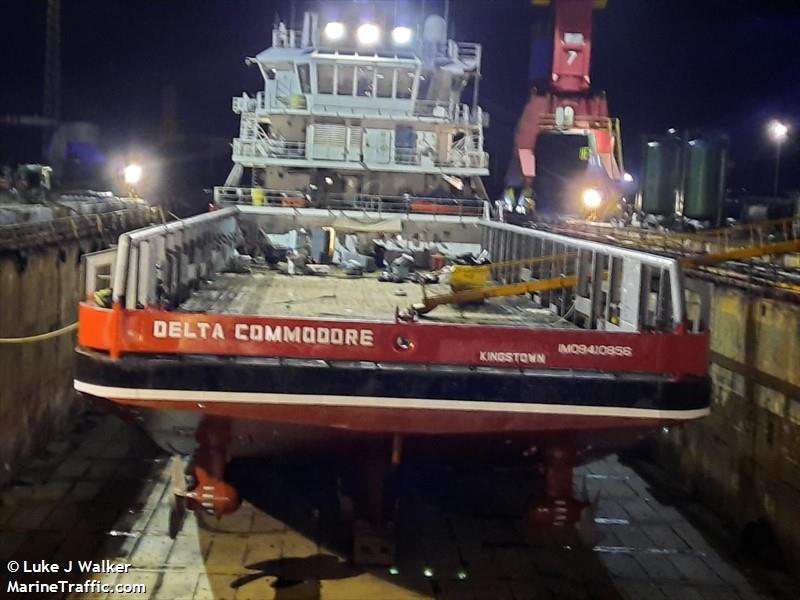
[680,136,728,223]
[637,132,729,226]
[505,0,624,217]
[640,134,683,216]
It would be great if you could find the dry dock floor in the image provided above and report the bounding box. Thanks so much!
[0,410,795,600]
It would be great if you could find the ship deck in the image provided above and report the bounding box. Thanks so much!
[179,266,575,329]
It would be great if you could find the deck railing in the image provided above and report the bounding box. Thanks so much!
[106,204,689,335]
[234,92,486,127]
[232,138,307,160]
[553,216,800,258]
[479,221,686,333]
[112,208,240,310]
[271,28,303,49]
[213,187,486,216]
[231,137,488,170]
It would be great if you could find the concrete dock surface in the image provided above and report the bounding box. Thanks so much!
[0,409,796,600]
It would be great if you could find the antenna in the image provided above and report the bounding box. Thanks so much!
[44,0,61,122]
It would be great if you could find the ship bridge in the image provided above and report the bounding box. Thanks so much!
[226,10,489,202]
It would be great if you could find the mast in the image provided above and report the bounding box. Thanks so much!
[43,0,61,155]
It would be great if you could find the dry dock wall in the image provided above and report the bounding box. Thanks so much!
[0,245,80,479]
[0,207,154,482]
[651,284,800,568]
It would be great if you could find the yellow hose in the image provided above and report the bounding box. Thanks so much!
[0,322,78,344]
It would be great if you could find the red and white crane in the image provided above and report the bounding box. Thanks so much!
[508,0,624,216]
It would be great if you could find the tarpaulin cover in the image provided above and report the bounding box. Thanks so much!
[331,216,403,233]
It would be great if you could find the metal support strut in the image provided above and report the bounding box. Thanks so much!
[188,420,241,518]
[527,447,590,528]
[352,435,403,566]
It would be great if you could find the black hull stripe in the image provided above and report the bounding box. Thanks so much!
[74,381,710,420]
[76,350,711,413]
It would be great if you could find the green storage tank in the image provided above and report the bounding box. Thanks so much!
[640,135,682,215]
[681,136,728,223]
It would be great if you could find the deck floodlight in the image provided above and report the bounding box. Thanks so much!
[357,23,381,45]
[324,22,345,41]
[622,172,634,182]
[582,187,602,209]
[123,163,143,185]
[768,120,788,142]
[392,26,413,45]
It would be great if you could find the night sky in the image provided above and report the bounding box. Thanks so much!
[1,0,799,206]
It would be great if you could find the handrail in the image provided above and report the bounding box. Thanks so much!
[213,186,485,215]
[0,204,157,252]
[233,134,488,169]
[481,220,686,330]
[272,28,303,49]
[239,92,486,127]
[101,204,692,335]
[681,239,800,268]
[112,208,239,308]
[557,216,800,256]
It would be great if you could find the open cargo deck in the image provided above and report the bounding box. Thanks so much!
[179,269,575,329]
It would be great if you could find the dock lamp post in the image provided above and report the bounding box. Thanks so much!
[123,163,143,197]
[768,120,788,198]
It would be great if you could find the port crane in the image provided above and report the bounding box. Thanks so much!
[505,0,624,217]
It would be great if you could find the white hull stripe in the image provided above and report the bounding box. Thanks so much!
[74,380,710,421]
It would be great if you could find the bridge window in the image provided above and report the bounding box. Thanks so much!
[417,74,431,100]
[337,65,355,96]
[297,64,310,94]
[375,67,393,98]
[317,64,334,94]
[356,65,374,97]
[397,70,415,99]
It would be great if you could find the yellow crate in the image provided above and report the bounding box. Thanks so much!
[450,264,490,292]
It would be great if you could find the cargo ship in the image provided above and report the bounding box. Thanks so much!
[74,8,710,547]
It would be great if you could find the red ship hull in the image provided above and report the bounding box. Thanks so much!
[75,344,708,457]
[75,302,710,527]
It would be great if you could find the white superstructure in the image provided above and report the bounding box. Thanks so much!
[218,9,489,209]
